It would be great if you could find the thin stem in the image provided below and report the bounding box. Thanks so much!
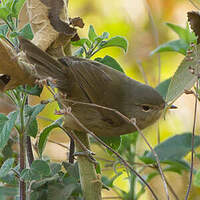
[2,36,15,48]
[45,85,159,199]
[26,136,34,166]
[185,79,198,200]
[133,121,169,200]
[189,0,200,9]
[19,131,26,200]
[19,93,27,200]
[136,60,149,85]
[69,138,75,163]
[65,111,158,200]
[4,19,14,32]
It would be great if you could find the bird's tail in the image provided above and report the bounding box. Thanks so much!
[19,37,66,81]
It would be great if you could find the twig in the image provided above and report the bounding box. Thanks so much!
[69,138,75,163]
[165,175,180,200]
[47,139,70,149]
[131,120,169,200]
[63,109,158,200]
[189,0,200,9]
[44,85,160,199]
[185,79,198,200]
[26,136,34,166]
[136,60,149,85]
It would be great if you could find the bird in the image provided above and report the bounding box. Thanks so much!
[19,37,165,137]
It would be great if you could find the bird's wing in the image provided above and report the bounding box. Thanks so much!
[59,57,125,127]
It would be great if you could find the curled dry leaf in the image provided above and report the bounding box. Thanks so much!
[69,17,85,28]
[188,11,200,44]
[27,0,60,51]
[0,40,35,91]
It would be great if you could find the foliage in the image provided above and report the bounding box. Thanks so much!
[0,1,200,200]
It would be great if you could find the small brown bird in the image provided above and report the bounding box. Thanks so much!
[19,38,165,137]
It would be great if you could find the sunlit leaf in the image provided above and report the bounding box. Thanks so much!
[99,36,128,52]
[0,7,10,20]
[165,44,200,103]
[38,118,63,156]
[11,0,26,17]
[144,133,200,163]
[155,78,171,100]
[88,25,97,42]
[18,24,34,40]
[71,38,91,47]
[150,39,188,55]
[166,22,196,43]
[95,55,124,73]
[73,47,84,57]
[99,135,121,153]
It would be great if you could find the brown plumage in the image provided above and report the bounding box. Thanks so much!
[19,37,165,137]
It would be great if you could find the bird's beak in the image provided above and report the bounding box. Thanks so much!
[169,105,178,109]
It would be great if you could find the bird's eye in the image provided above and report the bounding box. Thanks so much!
[142,105,151,112]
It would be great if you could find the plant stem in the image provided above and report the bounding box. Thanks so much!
[75,131,102,200]
[26,136,34,166]
[19,93,27,200]
[19,132,26,200]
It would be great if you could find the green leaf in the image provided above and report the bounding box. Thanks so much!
[150,39,188,55]
[25,104,46,120]
[27,118,38,138]
[95,55,124,73]
[0,158,15,178]
[99,36,128,52]
[31,160,51,177]
[102,136,121,152]
[71,38,91,47]
[62,162,79,180]
[155,78,171,100]
[0,111,18,150]
[0,24,8,38]
[88,25,97,42]
[194,168,200,187]
[95,32,109,43]
[38,118,63,156]
[102,172,122,188]
[47,183,78,200]
[18,24,34,40]
[50,163,61,176]
[0,7,10,20]
[73,47,84,57]
[144,133,200,163]
[19,85,43,97]
[162,160,190,174]
[0,186,18,196]
[165,44,200,103]
[166,22,196,43]
[11,0,26,17]
[20,168,32,182]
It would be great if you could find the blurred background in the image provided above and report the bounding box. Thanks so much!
[1,0,200,199]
